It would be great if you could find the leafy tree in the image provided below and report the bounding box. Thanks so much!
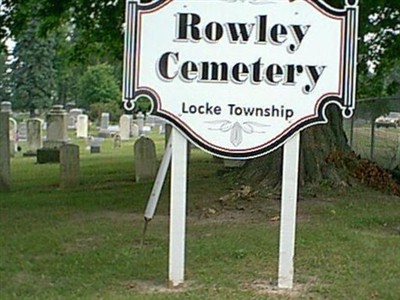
[2,0,399,188]
[0,49,9,102]
[358,0,400,79]
[77,63,121,110]
[89,102,122,124]
[1,0,125,64]
[3,0,399,97]
[8,20,57,115]
[134,97,152,115]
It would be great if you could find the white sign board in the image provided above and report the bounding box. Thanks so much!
[123,0,358,159]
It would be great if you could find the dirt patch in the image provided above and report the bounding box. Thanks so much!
[190,185,317,225]
[241,277,320,298]
[67,184,322,230]
[124,280,198,294]
[123,278,319,297]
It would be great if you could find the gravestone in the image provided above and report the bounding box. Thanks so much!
[24,118,43,156]
[60,144,80,189]
[39,105,68,163]
[1,101,17,157]
[146,115,156,127]
[43,105,68,149]
[36,148,60,164]
[137,112,144,135]
[9,118,17,157]
[108,125,120,136]
[68,108,83,130]
[0,112,11,191]
[119,114,132,140]
[134,136,157,182]
[113,134,122,148]
[143,125,152,134]
[76,114,88,138]
[131,124,139,137]
[98,112,110,137]
[18,122,27,142]
[90,137,104,153]
[1,101,12,113]
[100,112,110,129]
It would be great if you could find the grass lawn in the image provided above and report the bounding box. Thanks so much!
[1,132,399,299]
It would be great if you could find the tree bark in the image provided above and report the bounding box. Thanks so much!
[240,105,350,188]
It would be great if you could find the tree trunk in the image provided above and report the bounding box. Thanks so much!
[240,105,350,188]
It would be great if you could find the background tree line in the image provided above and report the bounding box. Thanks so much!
[1,0,399,112]
[0,2,123,120]
[0,0,399,187]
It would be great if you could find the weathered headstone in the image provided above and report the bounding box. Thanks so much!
[67,108,83,130]
[143,125,152,134]
[134,136,157,182]
[109,125,120,134]
[146,115,156,127]
[24,118,43,156]
[1,102,17,157]
[113,134,122,148]
[18,122,28,142]
[8,118,17,157]
[90,137,103,153]
[0,112,11,191]
[0,101,12,113]
[119,114,132,140]
[43,105,68,149]
[60,144,80,189]
[98,112,110,137]
[131,124,139,137]
[39,105,68,163]
[137,112,144,135]
[76,114,88,138]
[100,112,109,129]
[36,148,60,164]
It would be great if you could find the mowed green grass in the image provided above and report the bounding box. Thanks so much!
[0,133,399,299]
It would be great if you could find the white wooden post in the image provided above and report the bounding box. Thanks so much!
[169,128,188,287]
[144,136,172,220]
[278,132,301,289]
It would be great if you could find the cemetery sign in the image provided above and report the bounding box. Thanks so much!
[123,0,359,159]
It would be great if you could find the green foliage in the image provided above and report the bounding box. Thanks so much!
[8,20,57,114]
[1,0,125,63]
[134,97,152,115]
[356,0,400,100]
[89,101,122,124]
[3,0,399,101]
[77,64,121,110]
[51,25,83,107]
[358,0,400,75]
[0,49,9,102]
[0,50,5,75]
